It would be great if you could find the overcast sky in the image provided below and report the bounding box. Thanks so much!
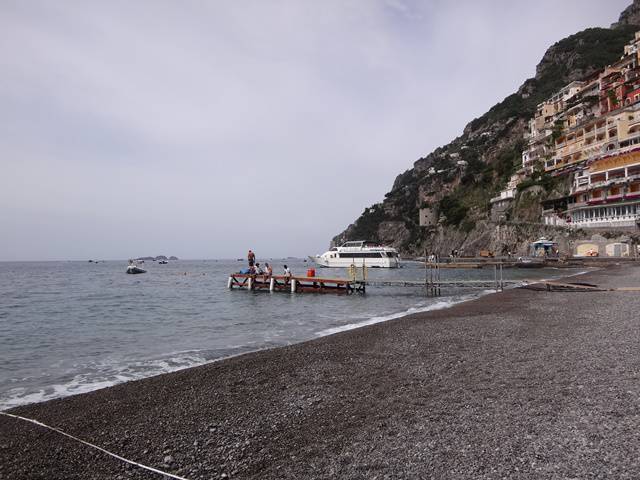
[0,0,631,260]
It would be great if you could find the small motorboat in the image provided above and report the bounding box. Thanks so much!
[515,257,545,268]
[159,260,168,264]
[126,260,147,274]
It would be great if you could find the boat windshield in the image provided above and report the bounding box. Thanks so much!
[342,241,364,247]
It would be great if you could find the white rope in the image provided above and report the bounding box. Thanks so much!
[0,411,190,480]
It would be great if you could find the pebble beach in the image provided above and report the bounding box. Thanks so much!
[2,263,640,479]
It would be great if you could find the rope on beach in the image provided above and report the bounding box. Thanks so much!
[0,411,191,480]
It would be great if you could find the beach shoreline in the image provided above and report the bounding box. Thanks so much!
[2,263,640,479]
[1,261,548,412]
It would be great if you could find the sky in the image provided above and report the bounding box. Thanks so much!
[0,0,632,260]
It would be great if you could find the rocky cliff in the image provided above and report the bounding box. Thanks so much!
[614,0,640,28]
[333,2,640,256]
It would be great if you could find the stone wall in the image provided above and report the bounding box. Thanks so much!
[419,207,438,228]
[574,234,639,257]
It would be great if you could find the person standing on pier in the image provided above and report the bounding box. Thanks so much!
[248,249,255,267]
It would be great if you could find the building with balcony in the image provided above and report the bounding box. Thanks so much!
[490,173,524,221]
[544,104,640,173]
[566,150,640,229]
[518,32,640,231]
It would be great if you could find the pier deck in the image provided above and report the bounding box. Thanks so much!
[228,273,617,295]
[228,274,365,294]
[228,273,519,294]
[364,279,520,289]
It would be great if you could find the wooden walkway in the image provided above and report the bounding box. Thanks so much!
[227,273,513,295]
[228,274,365,294]
[365,279,520,289]
[228,271,637,295]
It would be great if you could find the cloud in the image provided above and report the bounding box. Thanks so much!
[0,0,631,259]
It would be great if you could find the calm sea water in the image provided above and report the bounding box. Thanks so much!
[0,259,582,410]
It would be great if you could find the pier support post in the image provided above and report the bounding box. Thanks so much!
[269,277,275,292]
[227,276,233,289]
[291,279,297,293]
[247,277,253,291]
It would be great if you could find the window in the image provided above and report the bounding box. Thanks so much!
[338,252,383,258]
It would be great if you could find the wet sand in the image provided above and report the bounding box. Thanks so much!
[2,264,640,479]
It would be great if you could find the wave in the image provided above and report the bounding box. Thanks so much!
[314,269,592,338]
[2,269,590,411]
[0,350,209,411]
[315,290,494,337]
[3,292,484,410]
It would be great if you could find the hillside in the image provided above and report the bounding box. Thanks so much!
[334,2,640,257]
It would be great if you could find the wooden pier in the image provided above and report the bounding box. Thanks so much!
[227,272,619,296]
[228,274,365,294]
[227,273,512,295]
[365,279,519,289]
[228,263,512,295]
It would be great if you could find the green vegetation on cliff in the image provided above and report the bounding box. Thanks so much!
[468,26,637,132]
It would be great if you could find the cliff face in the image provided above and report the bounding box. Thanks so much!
[333,3,640,256]
[613,0,640,28]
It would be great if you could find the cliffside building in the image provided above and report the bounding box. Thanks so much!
[526,32,640,231]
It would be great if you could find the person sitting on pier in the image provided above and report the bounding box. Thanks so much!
[255,263,264,274]
[283,265,291,277]
[264,262,273,277]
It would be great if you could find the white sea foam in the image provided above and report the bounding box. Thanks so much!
[313,270,591,338]
[314,267,595,338]
[0,350,210,411]
[1,269,591,411]
[315,292,489,337]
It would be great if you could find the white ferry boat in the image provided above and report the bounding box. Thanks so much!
[311,241,400,268]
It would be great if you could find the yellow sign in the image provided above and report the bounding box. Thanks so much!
[590,150,640,172]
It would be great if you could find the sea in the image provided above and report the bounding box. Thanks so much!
[0,259,584,410]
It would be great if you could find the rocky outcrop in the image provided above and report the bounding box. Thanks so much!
[613,0,640,28]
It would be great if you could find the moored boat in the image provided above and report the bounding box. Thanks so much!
[515,257,545,268]
[126,260,147,274]
[311,241,400,268]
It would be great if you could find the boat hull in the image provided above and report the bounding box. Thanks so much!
[126,266,147,274]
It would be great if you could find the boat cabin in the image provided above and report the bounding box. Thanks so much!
[528,238,559,258]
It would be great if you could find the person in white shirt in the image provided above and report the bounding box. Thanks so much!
[283,265,291,277]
